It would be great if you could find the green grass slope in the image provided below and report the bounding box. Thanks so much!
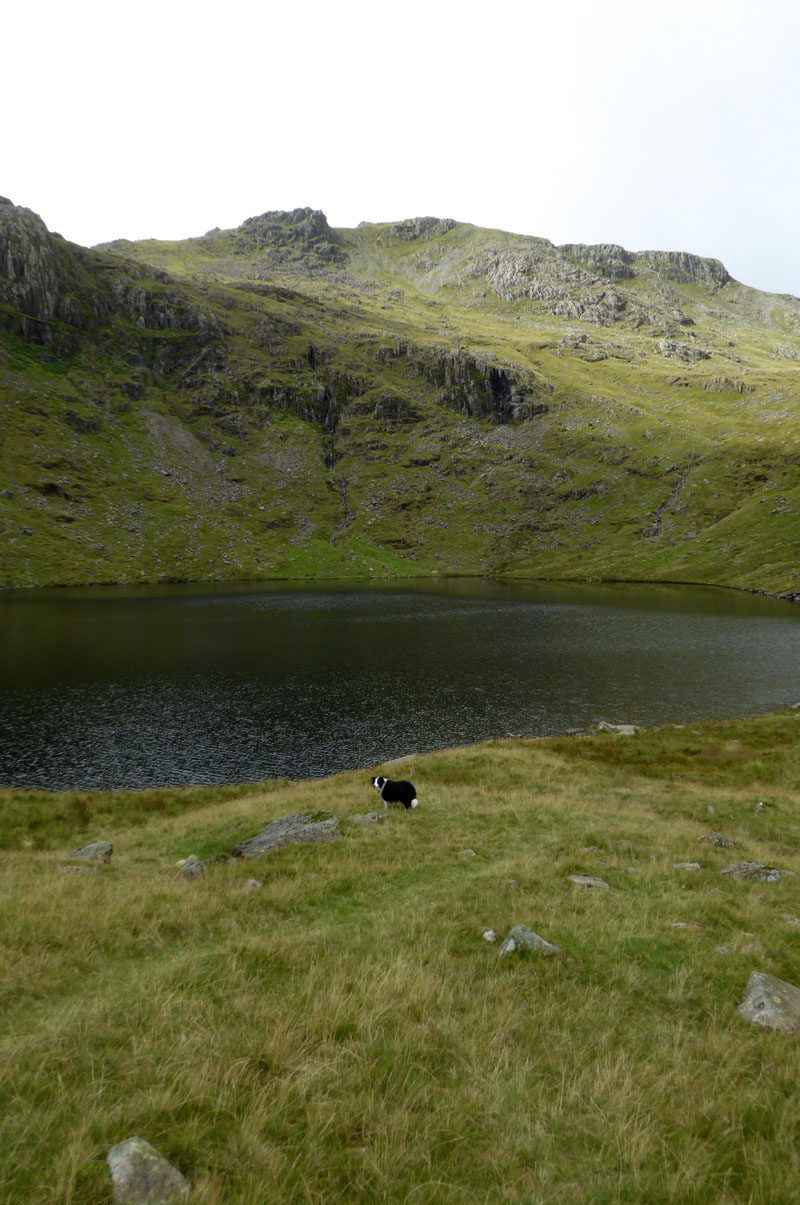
[4,710,800,1200]
[3,200,800,593]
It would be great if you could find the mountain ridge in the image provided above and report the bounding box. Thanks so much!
[2,197,800,595]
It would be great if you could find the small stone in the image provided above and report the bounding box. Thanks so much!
[698,831,734,848]
[71,841,113,864]
[58,865,98,874]
[502,878,521,891]
[482,929,499,943]
[741,940,766,956]
[714,945,731,955]
[581,845,602,853]
[107,1136,189,1203]
[349,812,386,825]
[234,878,263,893]
[597,722,638,736]
[707,806,716,815]
[497,924,562,958]
[624,867,641,874]
[674,862,701,871]
[174,861,204,881]
[739,971,800,1034]
[755,801,768,813]
[783,914,800,927]
[460,849,478,857]
[568,874,610,890]
[672,922,691,929]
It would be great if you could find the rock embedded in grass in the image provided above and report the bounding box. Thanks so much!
[71,840,113,863]
[698,832,734,848]
[739,971,800,1035]
[568,874,610,890]
[674,862,702,871]
[497,924,562,958]
[234,878,263,893]
[720,862,795,882]
[231,811,341,859]
[106,1136,189,1203]
[596,722,638,736]
[349,812,386,825]
[174,858,204,880]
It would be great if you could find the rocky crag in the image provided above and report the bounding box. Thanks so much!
[2,196,800,595]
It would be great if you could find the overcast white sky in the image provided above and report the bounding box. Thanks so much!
[5,0,800,293]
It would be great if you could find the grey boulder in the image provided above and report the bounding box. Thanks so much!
[497,924,563,958]
[720,862,795,882]
[71,841,113,863]
[569,874,610,890]
[107,1137,189,1203]
[173,856,204,881]
[231,811,341,859]
[739,971,800,1035]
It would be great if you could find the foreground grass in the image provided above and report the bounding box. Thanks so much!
[4,711,800,1201]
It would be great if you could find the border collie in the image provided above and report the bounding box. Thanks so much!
[372,776,419,810]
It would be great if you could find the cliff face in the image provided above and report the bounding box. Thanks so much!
[2,198,800,596]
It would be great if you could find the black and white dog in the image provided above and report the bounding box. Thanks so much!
[371,776,419,810]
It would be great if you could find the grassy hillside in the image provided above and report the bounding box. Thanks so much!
[4,710,800,1201]
[3,200,800,593]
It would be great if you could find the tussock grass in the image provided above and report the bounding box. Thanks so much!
[4,711,800,1200]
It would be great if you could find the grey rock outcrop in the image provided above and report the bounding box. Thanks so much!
[375,342,550,424]
[106,1136,189,1203]
[739,971,800,1034]
[231,811,341,859]
[657,339,711,362]
[496,924,562,958]
[71,841,113,864]
[236,208,343,265]
[389,216,457,241]
[560,243,634,280]
[703,375,754,393]
[637,249,730,288]
[720,862,795,882]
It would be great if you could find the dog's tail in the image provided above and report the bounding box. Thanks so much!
[410,798,419,810]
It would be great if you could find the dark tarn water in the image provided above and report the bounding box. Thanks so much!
[1,579,800,791]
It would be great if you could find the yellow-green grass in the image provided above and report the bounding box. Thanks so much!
[4,710,800,1201]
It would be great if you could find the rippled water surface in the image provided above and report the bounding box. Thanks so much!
[2,579,800,790]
